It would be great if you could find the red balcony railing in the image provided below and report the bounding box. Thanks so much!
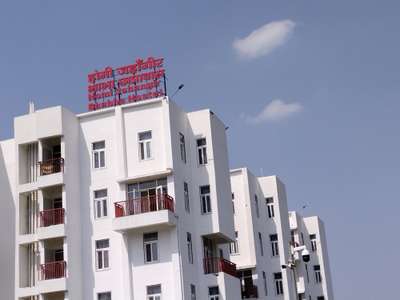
[203,257,237,277]
[114,194,174,218]
[40,208,65,227]
[242,285,259,299]
[40,261,66,280]
[38,158,64,176]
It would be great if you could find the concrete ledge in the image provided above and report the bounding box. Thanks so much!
[37,224,66,240]
[37,277,67,294]
[112,209,176,232]
[37,172,64,189]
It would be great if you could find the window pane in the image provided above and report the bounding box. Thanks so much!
[100,151,105,167]
[96,239,109,249]
[147,284,161,294]
[93,141,105,150]
[103,199,108,216]
[140,143,145,160]
[97,251,103,269]
[200,185,210,194]
[104,250,109,268]
[95,189,107,199]
[144,232,158,242]
[139,131,152,141]
[96,201,102,218]
[94,152,99,168]
[146,141,151,158]
[145,244,152,262]
[152,243,158,261]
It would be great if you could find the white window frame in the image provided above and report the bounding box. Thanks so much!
[95,239,110,271]
[208,286,219,300]
[314,265,322,283]
[270,234,279,257]
[184,182,190,213]
[200,185,211,214]
[274,273,284,295]
[92,141,106,169]
[310,234,317,252]
[144,232,159,263]
[266,197,275,218]
[229,231,239,254]
[179,133,186,163]
[94,189,108,219]
[196,138,208,165]
[147,284,162,300]
[139,131,152,161]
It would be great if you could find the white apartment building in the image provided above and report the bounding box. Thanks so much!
[0,96,334,300]
[229,168,333,300]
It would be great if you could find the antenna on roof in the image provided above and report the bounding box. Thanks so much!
[28,101,35,114]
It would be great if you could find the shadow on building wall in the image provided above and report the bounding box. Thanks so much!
[0,142,16,300]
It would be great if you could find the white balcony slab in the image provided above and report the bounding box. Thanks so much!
[112,209,176,232]
[37,224,66,240]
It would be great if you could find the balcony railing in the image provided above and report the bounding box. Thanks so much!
[38,158,64,176]
[242,285,259,299]
[203,257,237,277]
[40,208,65,227]
[40,261,66,280]
[114,194,174,218]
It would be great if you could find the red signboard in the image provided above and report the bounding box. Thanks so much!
[87,57,166,111]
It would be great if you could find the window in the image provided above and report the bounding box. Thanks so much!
[187,232,193,264]
[147,284,161,300]
[208,286,219,300]
[274,272,284,295]
[255,195,260,218]
[97,292,111,300]
[94,189,108,219]
[184,182,190,213]
[179,133,186,163]
[266,197,275,218]
[310,234,317,252]
[317,297,325,300]
[92,141,105,169]
[144,232,158,263]
[231,193,235,214]
[270,234,279,257]
[200,185,211,214]
[314,265,322,283]
[298,293,305,300]
[262,271,268,296]
[230,231,239,254]
[305,264,310,283]
[95,239,110,270]
[190,284,196,300]
[258,232,264,256]
[196,138,207,165]
[139,131,152,160]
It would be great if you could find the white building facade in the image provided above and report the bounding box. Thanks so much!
[229,168,333,300]
[0,97,333,300]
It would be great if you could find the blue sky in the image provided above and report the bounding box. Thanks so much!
[1,1,399,299]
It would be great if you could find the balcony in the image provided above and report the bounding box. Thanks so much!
[40,208,65,227]
[112,194,176,232]
[203,257,237,277]
[38,158,64,176]
[40,261,66,280]
[242,285,259,299]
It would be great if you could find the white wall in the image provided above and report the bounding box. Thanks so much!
[0,139,16,300]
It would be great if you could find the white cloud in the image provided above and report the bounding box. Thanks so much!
[245,99,303,124]
[233,20,296,59]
